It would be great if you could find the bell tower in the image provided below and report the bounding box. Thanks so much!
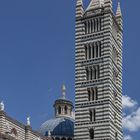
[75,0,123,140]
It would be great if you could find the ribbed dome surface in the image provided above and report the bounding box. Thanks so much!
[39,117,74,137]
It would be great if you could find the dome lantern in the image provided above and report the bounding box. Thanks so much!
[54,85,74,119]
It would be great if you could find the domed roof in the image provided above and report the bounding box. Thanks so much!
[39,117,74,137]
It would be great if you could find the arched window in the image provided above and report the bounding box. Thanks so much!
[58,106,61,114]
[113,70,118,84]
[112,47,118,64]
[92,87,98,101]
[85,22,87,34]
[115,132,118,140]
[85,42,101,60]
[86,66,100,81]
[114,92,117,100]
[86,68,90,81]
[93,19,96,32]
[91,20,93,33]
[100,18,102,31]
[85,45,87,59]
[89,110,93,122]
[64,106,68,114]
[97,42,101,57]
[88,89,91,101]
[96,43,99,58]
[89,109,96,122]
[97,18,99,31]
[88,87,98,101]
[89,129,94,139]
[89,45,91,59]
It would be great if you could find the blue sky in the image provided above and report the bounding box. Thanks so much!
[0,0,139,139]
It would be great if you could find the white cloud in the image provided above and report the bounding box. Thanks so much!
[123,107,140,132]
[122,95,137,109]
[124,135,132,140]
[122,94,140,140]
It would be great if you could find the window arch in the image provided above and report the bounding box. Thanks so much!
[85,42,101,60]
[89,110,93,122]
[115,132,118,140]
[89,128,94,139]
[88,21,90,33]
[64,106,68,114]
[113,70,118,84]
[58,106,61,114]
[89,109,96,122]
[86,66,100,81]
[88,87,98,101]
[112,47,118,64]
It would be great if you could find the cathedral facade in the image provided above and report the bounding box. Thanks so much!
[75,0,123,140]
[0,0,123,140]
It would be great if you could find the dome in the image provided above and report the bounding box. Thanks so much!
[39,117,74,137]
[39,84,75,139]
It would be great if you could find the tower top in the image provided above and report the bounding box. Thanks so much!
[116,2,122,17]
[86,0,104,11]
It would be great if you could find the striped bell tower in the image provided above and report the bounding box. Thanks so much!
[75,0,123,140]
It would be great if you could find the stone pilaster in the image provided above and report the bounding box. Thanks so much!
[0,111,6,134]
[25,125,32,140]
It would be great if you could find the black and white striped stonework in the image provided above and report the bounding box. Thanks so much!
[74,0,123,140]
